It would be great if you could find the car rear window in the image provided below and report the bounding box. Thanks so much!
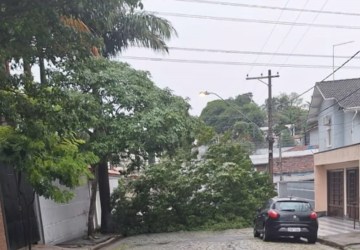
[273,201,312,212]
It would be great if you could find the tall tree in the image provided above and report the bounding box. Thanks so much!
[266,93,308,136]
[200,93,266,148]
[1,0,178,234]
[61,58,195,233]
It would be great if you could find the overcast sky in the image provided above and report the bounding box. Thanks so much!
[116,0,360,116]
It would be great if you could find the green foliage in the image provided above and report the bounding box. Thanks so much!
[194,120,216,146]
[62,58,195,167]
[0,126,97,202]
[111,140,276,235]
[267,92,308,135]
[200,94,266,149]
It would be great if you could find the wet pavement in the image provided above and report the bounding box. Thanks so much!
[30,216,360,250]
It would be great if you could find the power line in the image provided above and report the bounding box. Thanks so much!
[120,56,360,69]
[174,0,360,18]
[150,11,360,30]
[248,0,290,75]
[166,46,357,60]
[264,0,310,72]
[276,0,330,72]
[320,51,360,82]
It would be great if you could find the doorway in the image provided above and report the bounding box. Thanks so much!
[327,170,344,217]
[346,169,359,220]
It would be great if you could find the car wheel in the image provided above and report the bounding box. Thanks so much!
[262,225,272,241]
[307,234,317,244]
[253,227,260,238]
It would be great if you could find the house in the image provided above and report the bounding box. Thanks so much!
[250,145,318,182]
[250,145,317,206]
[308,78,360,219]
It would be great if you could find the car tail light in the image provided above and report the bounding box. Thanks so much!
[309,212,317,220]
[268,209,279,219]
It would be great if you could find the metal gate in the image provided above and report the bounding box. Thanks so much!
[346,168,359,220]
[0,163,40,249]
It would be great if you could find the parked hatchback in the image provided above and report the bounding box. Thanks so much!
[253,197,318,243]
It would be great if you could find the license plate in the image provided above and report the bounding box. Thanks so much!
[288,227,301,232]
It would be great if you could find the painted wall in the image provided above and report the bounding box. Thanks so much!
[314,144,360,215]
[109,176,120,194]
[309,128,319,147]
[38,183,90,245]
[318,99,337,150]
[318,100,360,151]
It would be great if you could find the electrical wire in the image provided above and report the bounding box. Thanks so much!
[166,46,356,60]
[119,56,360,69]
[174,0,360,18]
[150,11,360,30]
[276,0,330,72]
[248,0,290,75]
[264,0,310,72]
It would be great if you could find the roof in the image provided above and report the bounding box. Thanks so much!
[308,78,360,124]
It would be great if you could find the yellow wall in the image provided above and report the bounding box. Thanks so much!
[314,144,360,216]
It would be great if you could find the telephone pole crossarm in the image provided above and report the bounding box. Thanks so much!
[246,74,279,81]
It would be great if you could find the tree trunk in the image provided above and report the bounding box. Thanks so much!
[98,158,111,233]
[87,165,98,237]
[38,57,46,85]
[1,59,10,126]
[23,59,32,78]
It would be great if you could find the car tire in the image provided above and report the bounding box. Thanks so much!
[307,234,317,244]
[253,227,260,238]
[262,225,272,242]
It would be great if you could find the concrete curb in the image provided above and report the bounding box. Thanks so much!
[317,237,343,249]
[92,235,123,250]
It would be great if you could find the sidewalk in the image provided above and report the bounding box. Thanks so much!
[318,232,360,249]
[31,234,122,250]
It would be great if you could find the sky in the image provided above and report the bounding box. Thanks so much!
[116,0,360,116]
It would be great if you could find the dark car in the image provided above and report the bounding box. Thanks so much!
[253,197,318,243]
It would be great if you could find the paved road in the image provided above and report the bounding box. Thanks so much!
[104,228,336,250]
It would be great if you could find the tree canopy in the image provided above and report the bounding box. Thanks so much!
[111,139,276,235]
[200,93,266,149]
[200,92,309,150]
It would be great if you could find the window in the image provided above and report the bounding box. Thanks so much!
[325,116,332,147]
[273,201,312,212]
[326,126,332,147]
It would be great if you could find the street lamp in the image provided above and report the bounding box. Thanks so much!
[333,41,354,80]
[199,91,224,101]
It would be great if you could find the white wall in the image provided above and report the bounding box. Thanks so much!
[38,183,90,244]
[109,176,120,194]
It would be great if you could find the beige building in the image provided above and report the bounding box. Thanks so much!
[309,78,360,219]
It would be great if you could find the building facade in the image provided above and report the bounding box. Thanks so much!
[309,78,360,219]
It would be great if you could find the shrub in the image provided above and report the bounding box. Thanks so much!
[111,141,276,235]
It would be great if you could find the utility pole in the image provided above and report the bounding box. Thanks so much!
[278,133,283,181]
[246,70,279,183]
